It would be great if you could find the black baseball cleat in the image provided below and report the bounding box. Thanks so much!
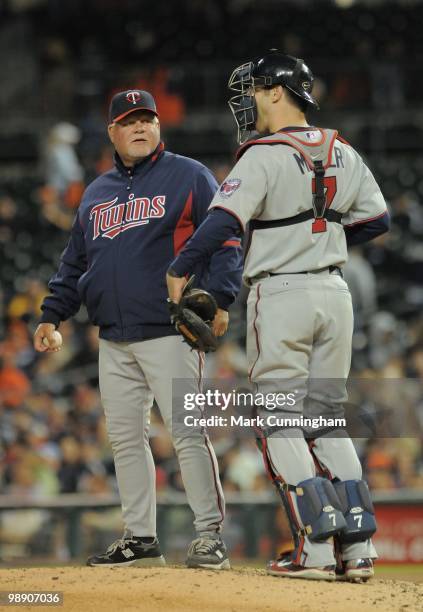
[186,536,230,570]
[87,531,166,567]
[336,558,374,582]
[267,553,335,581]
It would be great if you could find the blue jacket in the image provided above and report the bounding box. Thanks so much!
[41,143,243,342]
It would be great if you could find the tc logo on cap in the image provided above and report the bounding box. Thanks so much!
[126,91,142,105]
[109,89,158,122]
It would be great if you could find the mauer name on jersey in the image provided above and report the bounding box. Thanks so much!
[294,146,345,175]
[89,194,166,240]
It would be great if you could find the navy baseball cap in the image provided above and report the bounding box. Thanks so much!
[109,90,158,123]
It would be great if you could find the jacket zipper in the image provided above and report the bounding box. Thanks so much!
[113,169,133,337]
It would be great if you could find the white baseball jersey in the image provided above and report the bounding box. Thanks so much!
[209,128,387,284]
[208,127,383,569]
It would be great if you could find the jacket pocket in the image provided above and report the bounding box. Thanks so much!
[77,270,90,302]
[77,272,108,326]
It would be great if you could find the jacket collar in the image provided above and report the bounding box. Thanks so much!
[114,141,165,175]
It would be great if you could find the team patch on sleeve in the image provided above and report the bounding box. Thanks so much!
[219,178,242,198]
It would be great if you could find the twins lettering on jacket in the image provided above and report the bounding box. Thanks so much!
[90,194,166,240]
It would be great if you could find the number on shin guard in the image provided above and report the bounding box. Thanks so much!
[333,479,377,543]
[295,477,347,542]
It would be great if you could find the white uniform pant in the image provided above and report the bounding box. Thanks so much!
[99,335,225,538]
[247,270,377,567]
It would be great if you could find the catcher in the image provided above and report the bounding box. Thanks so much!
[167,51,388,582]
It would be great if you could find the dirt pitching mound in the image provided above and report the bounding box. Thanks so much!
[1,567,422,612]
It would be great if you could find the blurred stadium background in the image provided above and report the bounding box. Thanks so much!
[0,0,422,568]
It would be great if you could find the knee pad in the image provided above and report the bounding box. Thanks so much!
[295,477,347,542]
[334,479,377,543]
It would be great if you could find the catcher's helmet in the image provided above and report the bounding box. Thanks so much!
[228,50,319,143]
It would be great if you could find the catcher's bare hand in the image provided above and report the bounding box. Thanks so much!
[33,323,61,353]
[212,308,229,337]
[166,273,188,304]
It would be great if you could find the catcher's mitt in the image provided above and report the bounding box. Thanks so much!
[168,276,218,353]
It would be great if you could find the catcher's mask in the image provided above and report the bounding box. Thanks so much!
[228,51,319,144]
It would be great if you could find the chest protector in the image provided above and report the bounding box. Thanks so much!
[237,129,343,233]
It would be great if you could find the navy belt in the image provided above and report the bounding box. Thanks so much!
[268,265,342,277]
[251,266,343,283]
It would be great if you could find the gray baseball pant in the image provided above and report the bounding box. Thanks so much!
[99,335,225,538]
[247,270,377,567]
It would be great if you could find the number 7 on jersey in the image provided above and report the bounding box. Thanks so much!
[311,176,337,233]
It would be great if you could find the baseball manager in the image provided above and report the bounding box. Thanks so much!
[34,89,242,569]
